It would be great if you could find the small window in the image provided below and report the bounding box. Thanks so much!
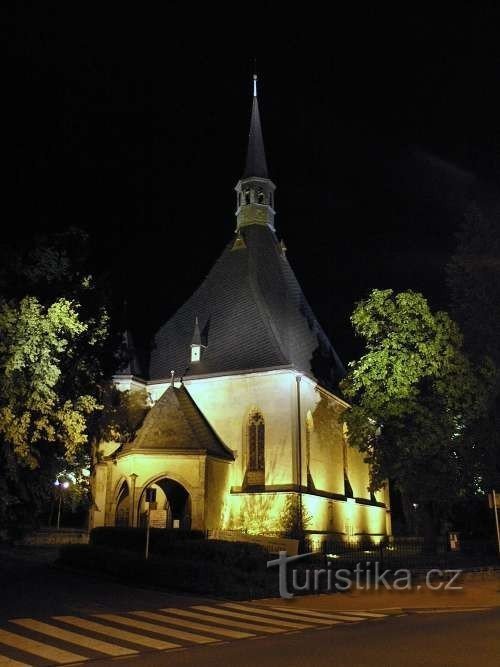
[257,188,265,204]
[191,345,201,363]
[244,190,250,205]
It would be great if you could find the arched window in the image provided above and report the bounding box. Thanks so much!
[257,188,265,204]
[248,411,265,471]
[244,190,251,205]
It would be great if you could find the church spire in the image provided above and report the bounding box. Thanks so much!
[235,73,276,232]
[242,74,269,179]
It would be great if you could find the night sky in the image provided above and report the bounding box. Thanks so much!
[3,7,500,365]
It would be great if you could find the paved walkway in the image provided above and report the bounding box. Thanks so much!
[258,575,500,613]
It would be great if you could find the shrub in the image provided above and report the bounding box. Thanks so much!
[90,527,205,551]
[57,544,275,598]
[89,527,269,571]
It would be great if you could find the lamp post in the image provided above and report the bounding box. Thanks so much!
[54,480,70,530]
[144,487,156,560]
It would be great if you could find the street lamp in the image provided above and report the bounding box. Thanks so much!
[54,479,71,529]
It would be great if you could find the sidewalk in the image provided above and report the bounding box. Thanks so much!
[258,574,500,614]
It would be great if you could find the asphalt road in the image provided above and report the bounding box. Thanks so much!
[87,608,500,667]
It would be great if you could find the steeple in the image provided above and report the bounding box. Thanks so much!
[235,73,276,232]
[242,75,269,179]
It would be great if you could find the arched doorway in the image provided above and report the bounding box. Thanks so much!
[138,477,191,529]
[115,481,130,526]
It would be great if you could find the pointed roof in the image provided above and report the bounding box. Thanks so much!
[123,384,234,460]
[242,75,269,179]
[149,225,345,389]
[191,316,202,346]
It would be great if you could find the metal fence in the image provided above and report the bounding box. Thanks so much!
[309,536,499,570]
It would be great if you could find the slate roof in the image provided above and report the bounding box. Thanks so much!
[149,225,345,390]
[122,384,234,460]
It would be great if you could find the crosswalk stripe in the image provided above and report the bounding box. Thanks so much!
[0,628,86,665]
[53,616,179,650]
[268,606,376,621]
[192,605,314,630]
[130,611,254,640]
[225,603,359,624]
[94,614,217,645]
[11,619,136,658]
[161,608,285,634]
[324,610,387,619]
[0,654,32,667]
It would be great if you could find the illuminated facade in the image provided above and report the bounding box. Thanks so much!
[91,76,391,542]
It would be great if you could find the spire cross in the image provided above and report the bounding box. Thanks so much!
[253,73,257,98]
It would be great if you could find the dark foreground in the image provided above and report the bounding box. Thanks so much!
[0,546,208,622]
[88,608,500,667]
[1,546,499,667]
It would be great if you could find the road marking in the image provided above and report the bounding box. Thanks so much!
[94,614,217,644]
[53,616,179,650]
[161,608,285,634]
[130,611,253,640]
[413,607,492,614]
[0,654,31,667]
[193,605,314,629]
[0,628,86,664]
[326,610,387,619]
[220,603,341,626]
[11,619,136,658]
[270,606,386,620]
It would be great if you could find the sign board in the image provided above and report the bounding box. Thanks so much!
[149,509,167,529]
[209,530,299,556]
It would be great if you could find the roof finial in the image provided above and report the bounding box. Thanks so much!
[253,73,257,98]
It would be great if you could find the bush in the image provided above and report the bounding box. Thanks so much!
[90,527,205,552]
[57,544,274,598]
[89,527,269,571]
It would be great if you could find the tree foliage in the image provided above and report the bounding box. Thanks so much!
[0,296,99,467]
[341,289,494,533]
[0,229,116,533]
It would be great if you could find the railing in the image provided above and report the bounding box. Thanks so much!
[309,537,499,570]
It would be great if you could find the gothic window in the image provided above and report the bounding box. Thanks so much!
[245,190,251,205]
[248,411,265,471]
[257,188,265,204]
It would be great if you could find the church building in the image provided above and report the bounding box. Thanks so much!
[91,76,391,543]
